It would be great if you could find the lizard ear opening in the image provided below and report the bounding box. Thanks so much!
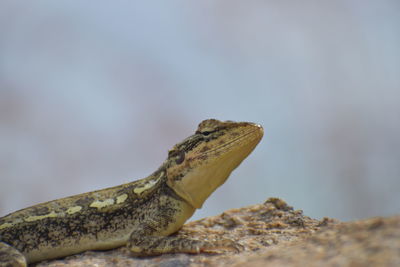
[175,151,185,165]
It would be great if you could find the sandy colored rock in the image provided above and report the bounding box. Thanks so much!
[34,198,399,267]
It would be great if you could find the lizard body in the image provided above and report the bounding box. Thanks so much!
[0,119,263,266]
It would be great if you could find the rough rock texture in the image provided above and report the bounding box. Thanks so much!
[34,198,400,267]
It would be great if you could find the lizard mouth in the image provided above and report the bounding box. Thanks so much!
[195,124,263,158]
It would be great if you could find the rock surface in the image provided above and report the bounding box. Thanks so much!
[34,198,400,267]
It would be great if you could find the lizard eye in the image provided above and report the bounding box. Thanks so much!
[175,150,185,164]
[195,130,215,136]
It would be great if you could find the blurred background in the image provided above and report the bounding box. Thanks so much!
[0,1,399,222]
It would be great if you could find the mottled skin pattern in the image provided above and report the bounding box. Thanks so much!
[0,119,263,266]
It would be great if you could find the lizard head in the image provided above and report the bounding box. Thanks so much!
[165,119,263,209]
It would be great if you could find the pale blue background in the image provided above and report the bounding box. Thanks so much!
[1,1,399,222]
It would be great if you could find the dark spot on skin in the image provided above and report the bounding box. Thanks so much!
[185,157,194,164]
[75,197,95,207]
[230,131,240,136]
[33,206,50,216]
[172,172,185,182]
[175,135,203,153]
[198,155,208,161]
[200,146,209,153]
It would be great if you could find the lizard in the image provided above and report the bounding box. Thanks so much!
[0,119,263,266]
